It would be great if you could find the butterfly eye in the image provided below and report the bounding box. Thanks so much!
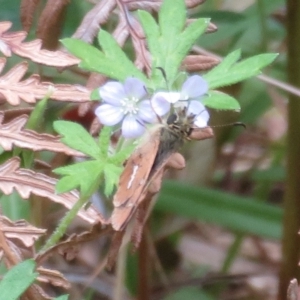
[167,113,178,125]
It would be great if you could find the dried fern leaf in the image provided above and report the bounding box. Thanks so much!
[0,21,79,67]
[0,58,90,105]
[0,157,106,224]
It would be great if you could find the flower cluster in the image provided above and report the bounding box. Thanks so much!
[95,75,210,138]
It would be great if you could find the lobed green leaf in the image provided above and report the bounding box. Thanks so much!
[103,164,123,196]
[62,35,146,82]
[98,126,112,159]
[139,0,209,86]
[54,160,103,196]
[0,259,38,300]
[54,295,69,300]
[54,121,100,159]
[97,30,147,82]
[204,52,278,89]
[203,91,241,110]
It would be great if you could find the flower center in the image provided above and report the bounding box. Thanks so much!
[120,96,139,115]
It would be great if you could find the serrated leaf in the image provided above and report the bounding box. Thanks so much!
[159,0,185,43]
[61,34,147,83]
[204,52,278,89]
[139,0,209,86]
[112,143,136,165]
[103,164,123,196]
[54,295,69,300]
[0,259,38,300]
[61,38,107,72]
[54,121,100,159]
[98,126,112,159]
[26,97,48,130]
[97,30,147,82]
[203,49,241,79]
[90,88,100,100]
[203,91,240,110]
[54,160,103,196]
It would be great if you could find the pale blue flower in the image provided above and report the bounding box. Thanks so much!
[95,77,168,138]
[151,75,210,128]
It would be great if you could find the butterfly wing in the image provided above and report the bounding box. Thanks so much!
[111,129,161,231]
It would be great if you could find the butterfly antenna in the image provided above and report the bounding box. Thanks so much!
[210,122,246,129]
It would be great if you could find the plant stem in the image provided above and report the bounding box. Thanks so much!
[138,229,150,300]
[256,0,268,52]
[221,232,244,273]
[278,0,300,298]
[39,195,88,252]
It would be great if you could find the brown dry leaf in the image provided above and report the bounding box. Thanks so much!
[0,215,46,247]
[106,230,125,269]
[0,113,85,156]
[0,58,90,105]
[20,0,40,32]
[181,55,220,72]
[0,231,53,300]
[36,225,112,265]
[185,0,205,8]
[206,22,218,33]
[0,21,80,67]
[125,0,161,11]
[113,16,129,46]
[0,157,106,225]
[37,0,70,50]
[73,0,116,43]
[37,266,71,289]
[287,279,299,300]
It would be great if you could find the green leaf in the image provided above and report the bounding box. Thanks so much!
[98,126,112,159]
[203,91,240,110]
[112,143,136,165]
[54,160,103,196]
[103,164,123,196]
[159,0,186,45]
[0,259,38,300]
[204,52,278,89]
[90,88,100,100]
[155,181,282,239]
[54,295,69,300]
[26,97,48,130]
[139,0,209,86]
[61,34,147,82]
[97,30,147,82]
[61,38,106,71]
[203,49,241,79]
[54,121,100,159]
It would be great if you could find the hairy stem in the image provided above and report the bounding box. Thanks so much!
[39,195,88,252]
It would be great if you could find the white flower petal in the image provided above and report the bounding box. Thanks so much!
[151,92,173,116]
[181,75,208,99]
[194,114,209,128]
[187,100,210,127]
[95,104,124,126]
[122,115,145,138]
[187,100,206,115]
[138,100,157,123]
[124,77,147,99]
[99,82,126,105]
